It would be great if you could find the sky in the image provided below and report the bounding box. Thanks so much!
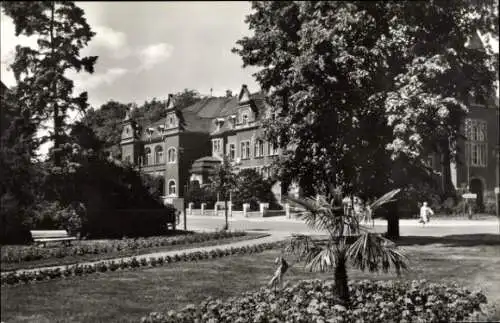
[0,1,260,110]
[1,2,498,157]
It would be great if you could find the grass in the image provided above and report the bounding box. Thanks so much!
[1,232,267,272]
[1,235,499,323]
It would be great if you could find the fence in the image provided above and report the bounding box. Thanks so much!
[186,202,290,218]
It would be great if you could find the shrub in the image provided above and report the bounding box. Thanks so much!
[1,231,247,264]
[140,280,489,323]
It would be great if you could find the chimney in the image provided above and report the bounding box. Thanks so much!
[226,90,233,98]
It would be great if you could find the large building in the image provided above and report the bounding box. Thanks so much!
[120,82,498,211]
[120,85,292,209]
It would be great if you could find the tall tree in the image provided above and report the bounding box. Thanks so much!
[2,1,97,169]
[233,1,497,238]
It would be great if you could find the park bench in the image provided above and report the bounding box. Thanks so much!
[30,230,77,247]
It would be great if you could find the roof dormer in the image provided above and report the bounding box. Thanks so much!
[238,84,251,105]
[166,94,176,111]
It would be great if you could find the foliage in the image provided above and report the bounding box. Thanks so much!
[0,86,42,244]
[233,1,497,201]
[1,1,97,168]
[29,200,84,236]
[82,101,131,158]
[0,241,283,286]
[231,168,280,211]
[209,155,237,229]
[285,189,406,305]
[1,231,247,264]
[184,184,217,209]
[140,279,489,323]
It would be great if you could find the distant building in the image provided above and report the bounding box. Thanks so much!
[120,85,294,209]
[429,30,499,208]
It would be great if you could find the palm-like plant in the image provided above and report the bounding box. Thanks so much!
[285,189,408,306]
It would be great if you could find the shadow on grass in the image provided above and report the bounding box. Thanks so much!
[396,234,500,247]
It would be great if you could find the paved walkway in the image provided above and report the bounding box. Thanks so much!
[186,215,499,227]
[2,231,289,276]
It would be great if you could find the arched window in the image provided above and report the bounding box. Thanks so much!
[155,145,164,164]
[168,180,177,196]
[167,147,177,163]
[144,147,151,165]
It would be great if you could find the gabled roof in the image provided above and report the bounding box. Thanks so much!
[137,85,267,138]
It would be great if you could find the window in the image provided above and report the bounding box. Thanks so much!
[254,139,264,158]
[155,145,164,164]
[241,141,251,159]
[229,116,236,129]
[124,155,131,163]
[167,147,177,163]
[465,118,487,167]
[268,141,279,156]
[262,167,269,179]
[166,113,177,129]
[144,147,151,165]
[168,180,177,196]
[228,143,236,161]
[242,113,249,125]
[212,139,223,156]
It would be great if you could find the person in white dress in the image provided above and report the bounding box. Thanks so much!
[419,201,434,226]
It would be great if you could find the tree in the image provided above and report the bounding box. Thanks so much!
[286,189,407,306]
[2,1,97,169]
[83,101,131,158]
[174,88,202,110]
[209,156,236,230]
[233,1,497,238]
[231,168,280,211]
[0,85,41,243]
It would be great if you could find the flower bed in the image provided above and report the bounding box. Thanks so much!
[140,279,488,323]
[1,231,246,265]
[0,241,285,286]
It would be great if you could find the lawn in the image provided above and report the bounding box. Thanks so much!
[1,232,266,272]
[1,235,499,323]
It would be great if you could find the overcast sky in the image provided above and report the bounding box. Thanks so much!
[1,1,260,110]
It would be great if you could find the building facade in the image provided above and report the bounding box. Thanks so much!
[120,85,292,209]
[121,83,499,211]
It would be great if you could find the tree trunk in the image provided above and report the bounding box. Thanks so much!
[224,199,228,230]
[386,202,400,240]
[440,140,455,198]
[334,255,350,306]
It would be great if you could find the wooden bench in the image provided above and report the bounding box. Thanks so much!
[30,230,77,247]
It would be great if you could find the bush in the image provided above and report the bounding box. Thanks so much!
[483,191,498,215]
[0,241,281,286]
[1,231,247,264]
[140,279,489,323]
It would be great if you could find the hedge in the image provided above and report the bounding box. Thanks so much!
[1,231,247,264]
[141,279,489,323]
[0,241,285,286]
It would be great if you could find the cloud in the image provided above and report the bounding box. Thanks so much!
[0,13,39,86]
[71,67,129,91]
[86,25,131,58]
[137,43,174,71]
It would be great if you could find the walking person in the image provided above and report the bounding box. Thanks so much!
[419,201,434,226]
